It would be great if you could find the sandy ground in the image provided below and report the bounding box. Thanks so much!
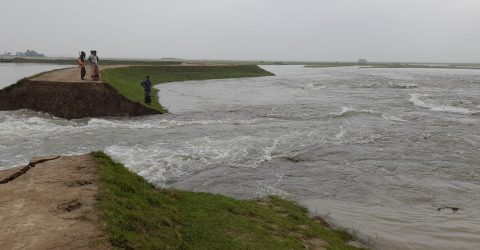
[30,65,128,83]
[31,66,100,83]
[0,154,108,249]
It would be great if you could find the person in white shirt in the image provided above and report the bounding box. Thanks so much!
[88,50,100,80]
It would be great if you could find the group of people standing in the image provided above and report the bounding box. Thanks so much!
[78,51,100,80]
[78,50,152,105]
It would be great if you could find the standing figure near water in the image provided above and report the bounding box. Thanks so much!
[88,50,100,81]
[141,75,152,104]
[78,51,86,80]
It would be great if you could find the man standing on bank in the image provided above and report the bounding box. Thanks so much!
[141,75,152,104]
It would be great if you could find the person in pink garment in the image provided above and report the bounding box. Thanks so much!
[88,50,100,81]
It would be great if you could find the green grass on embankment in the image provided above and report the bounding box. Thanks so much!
[92,151,365,250]
[101,65,274,112]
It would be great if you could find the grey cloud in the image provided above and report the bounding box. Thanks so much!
[1,0,479,62]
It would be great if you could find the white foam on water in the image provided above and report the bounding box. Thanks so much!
[409,93,480,115]
[332,106,378,117]
[105,144,168,185]
[297,82,327,89]
[0,113,77,135]
[330,107,382,117]
[88,118,259,129]
[86,118,167,129]
[253,138,280,167]
[105,135,282,186]
[334,125,346,142]
[391,82,419,89]
[0,111,261,136]
[332,107,407,124]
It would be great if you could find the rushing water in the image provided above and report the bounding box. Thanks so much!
[1,65,480,249]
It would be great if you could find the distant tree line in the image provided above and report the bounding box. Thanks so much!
[1,50,46,57]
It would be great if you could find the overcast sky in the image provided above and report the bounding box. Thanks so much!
[2,0,480,62]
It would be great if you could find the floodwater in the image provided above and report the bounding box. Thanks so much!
[1,65,479,249]
[0,63,70,89]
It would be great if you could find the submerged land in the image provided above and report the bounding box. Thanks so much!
[0,152,363,249]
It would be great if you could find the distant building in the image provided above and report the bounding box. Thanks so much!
[358,59,368,65]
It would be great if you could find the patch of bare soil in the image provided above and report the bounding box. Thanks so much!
[0,154,109,249]
[32,67,98,83]
[0,79,160,119]
[31,65,127,83]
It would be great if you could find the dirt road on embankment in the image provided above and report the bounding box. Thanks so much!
[31,65,126,83]
[0,154,109,249]
[32,66,98,82]
[0,66,161,119]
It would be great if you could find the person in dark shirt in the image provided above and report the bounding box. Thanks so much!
[78,51,86,80]
[141,76,152,104]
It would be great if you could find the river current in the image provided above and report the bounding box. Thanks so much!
[1,64,479,249]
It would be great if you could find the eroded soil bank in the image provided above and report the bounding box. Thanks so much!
[0,79,160,119]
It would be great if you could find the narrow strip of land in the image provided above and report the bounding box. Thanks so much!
[0,64,274,118]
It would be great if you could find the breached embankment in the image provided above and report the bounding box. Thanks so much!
[0,79,161,119]
[0,64,274,119]
[0,152,363,249]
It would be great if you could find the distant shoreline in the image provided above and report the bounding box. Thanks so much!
[305,62,480,70]
[5,56,480,68]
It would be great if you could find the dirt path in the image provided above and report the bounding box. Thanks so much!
[30,65,126,83]
[31,66,98,83]
[0,154,108,249]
